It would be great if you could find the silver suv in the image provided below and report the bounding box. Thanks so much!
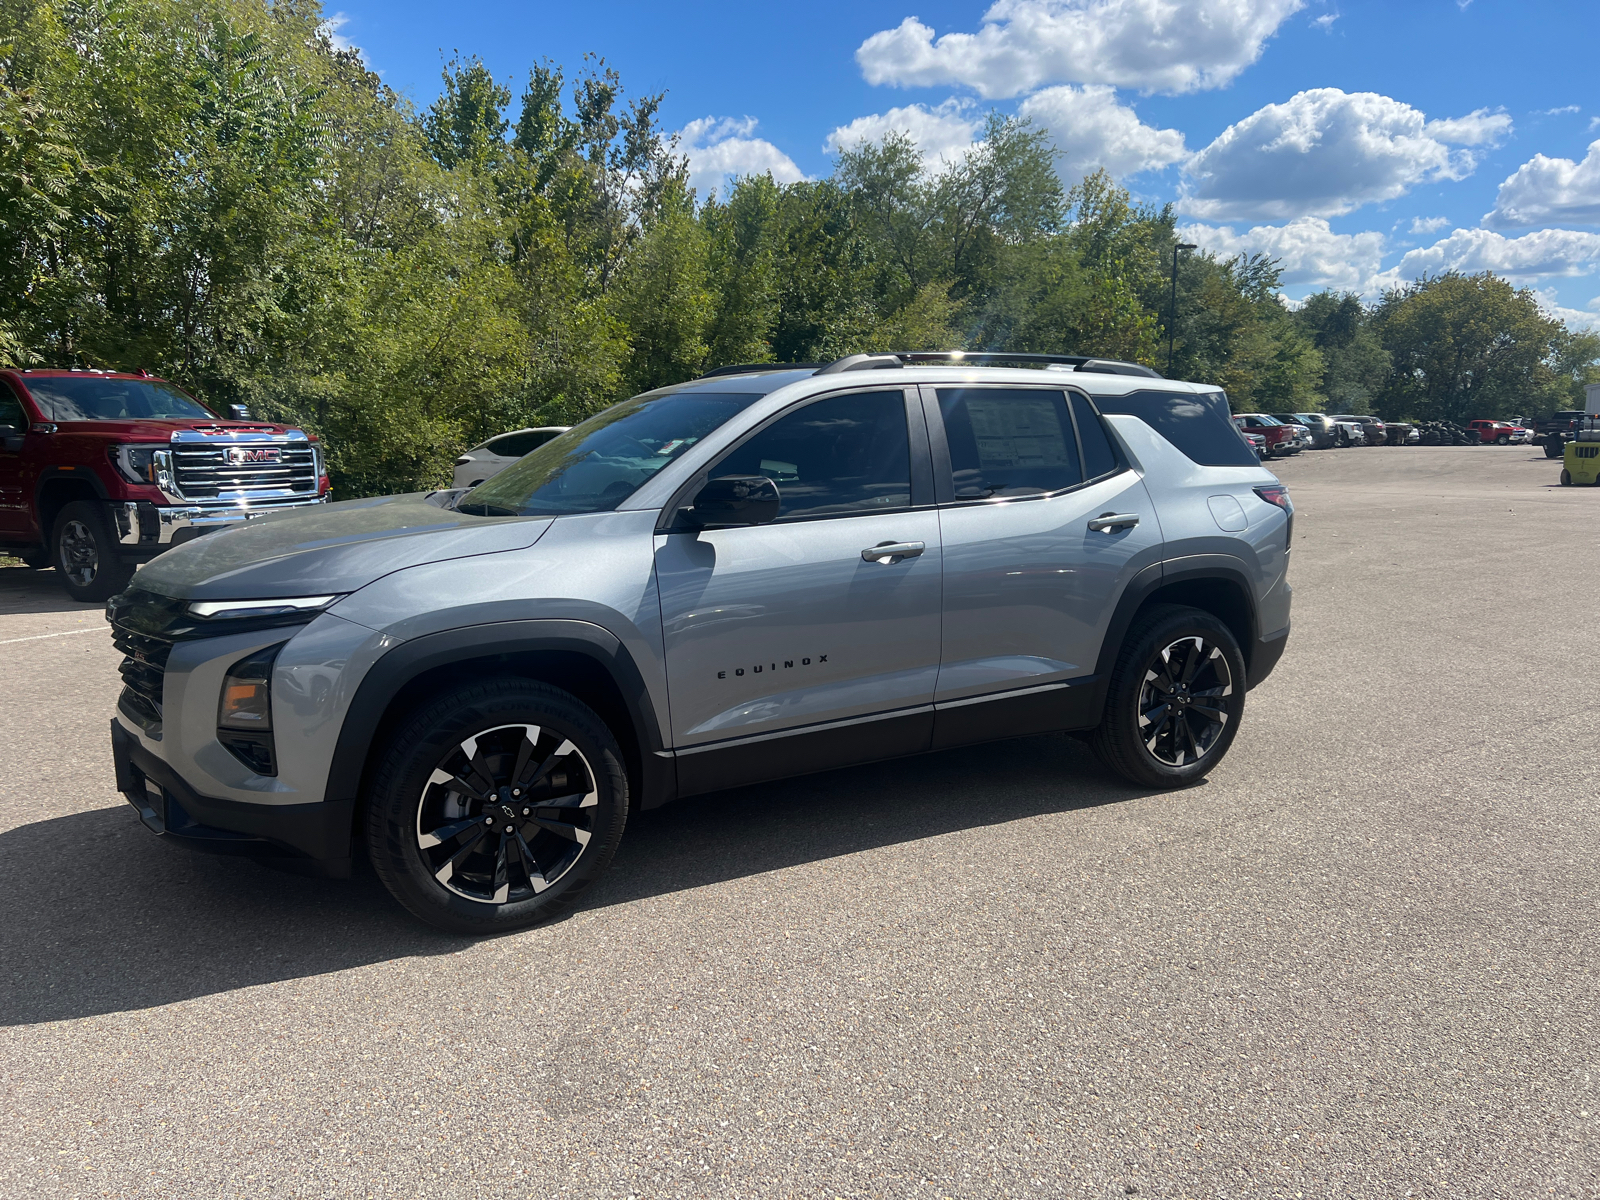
[108,353,1293,933]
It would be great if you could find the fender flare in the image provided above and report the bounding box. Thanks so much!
[324,618,674,816]
[1090,556,1267,712]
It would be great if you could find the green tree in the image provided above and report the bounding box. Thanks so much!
[1373,272,1568,422]
[1294,290,1391,414]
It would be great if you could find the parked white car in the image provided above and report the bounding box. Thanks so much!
[452,427,569,489]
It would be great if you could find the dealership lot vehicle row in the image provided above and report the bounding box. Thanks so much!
[1,446,1596,1198]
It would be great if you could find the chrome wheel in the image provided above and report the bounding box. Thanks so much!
[416,723,597,904]
[58,519,100,587]
[1137,636,1234,767]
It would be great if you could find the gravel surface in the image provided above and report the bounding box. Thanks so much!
[1,446,1596,1199]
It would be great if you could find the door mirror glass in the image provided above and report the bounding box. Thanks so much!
[689,475,780,527]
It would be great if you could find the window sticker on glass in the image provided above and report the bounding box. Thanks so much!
[938,389,1083,498]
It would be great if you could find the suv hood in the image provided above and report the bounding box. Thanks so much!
[134,492,552,601]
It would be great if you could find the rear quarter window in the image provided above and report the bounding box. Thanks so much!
[1094,389,1259,468]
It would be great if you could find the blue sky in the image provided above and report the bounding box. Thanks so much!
[326,0,1600,325]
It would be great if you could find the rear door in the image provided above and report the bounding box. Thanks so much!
[923,383,1164,749]
[656,387,942,791]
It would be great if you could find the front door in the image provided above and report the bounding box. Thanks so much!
[0,385,27,536]
[656,387,942,793]
[925,384,1166,748]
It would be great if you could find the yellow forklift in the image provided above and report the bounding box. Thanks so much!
[1559,383,1600,486]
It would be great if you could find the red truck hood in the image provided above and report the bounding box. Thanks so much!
[54,419,311,440]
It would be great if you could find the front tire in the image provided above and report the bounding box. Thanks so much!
[1090,605,1247,789]
[1545,439,1563,459]
[51,501,135,602]
[1560,469,1572,486]
[1496,434,1510,445]
[365,679,629,934]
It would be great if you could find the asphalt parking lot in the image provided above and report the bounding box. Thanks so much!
[1,445,1596,1199]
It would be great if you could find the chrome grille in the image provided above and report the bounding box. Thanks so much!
[172,440,318,501]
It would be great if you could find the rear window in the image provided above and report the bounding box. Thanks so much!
[486,430,562,458]
[1095,389,1259,467]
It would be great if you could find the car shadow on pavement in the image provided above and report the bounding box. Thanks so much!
[0,734,1159,1027]
[0,563,105,617]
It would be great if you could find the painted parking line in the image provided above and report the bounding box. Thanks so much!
[0,627,105,646]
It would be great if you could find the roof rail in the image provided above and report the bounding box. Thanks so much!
[810,351,1163,378]
[698,362,825,378]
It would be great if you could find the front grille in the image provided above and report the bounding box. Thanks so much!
[106,590,193,731]
[172,440,318,501]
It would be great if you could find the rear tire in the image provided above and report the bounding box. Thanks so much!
[365,679,629,934]
[1090,605,1247,789]
[1560,469,1572,486]
[1545,439,1564,459]
[50,501,134,602]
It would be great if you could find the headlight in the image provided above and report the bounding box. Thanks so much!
[218,644,282,775]
[188,595,339,620]
[110,443,168,484]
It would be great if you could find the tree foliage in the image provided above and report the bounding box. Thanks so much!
[2,0,1593,495]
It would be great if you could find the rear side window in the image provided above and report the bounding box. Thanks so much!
[937,388,1082,498]
[1094,388,1259,467]
[1070,394,1119,480]
[0,387,23,430]
[714,390,911,520]
[487,430,559,457]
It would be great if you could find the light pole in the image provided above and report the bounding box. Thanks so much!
[1168,241,1197,376]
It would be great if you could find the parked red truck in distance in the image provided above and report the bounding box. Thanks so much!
[1466,419,1531,445]
[0,369,330,600]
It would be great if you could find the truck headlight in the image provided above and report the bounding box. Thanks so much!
[110,443,168,484]
[218,644,282,776]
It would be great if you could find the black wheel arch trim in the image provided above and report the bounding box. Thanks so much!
[324,619,675,815]
[1092,555,1272,710]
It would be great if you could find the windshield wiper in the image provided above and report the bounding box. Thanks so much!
[455,501,521,517]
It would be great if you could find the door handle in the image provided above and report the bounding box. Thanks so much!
[1088,513,1140,533]
[862,540,925,564]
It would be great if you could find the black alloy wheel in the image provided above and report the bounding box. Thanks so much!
[366,679,628,934]
[1091,605,1247,788]
[50,500,135,602]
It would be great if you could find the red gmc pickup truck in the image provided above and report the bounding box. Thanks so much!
[0,369,330,600]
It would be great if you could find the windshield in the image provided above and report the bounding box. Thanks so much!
[459,390,765,517]
[25,376,213,421]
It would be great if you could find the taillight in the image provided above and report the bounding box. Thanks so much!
[1254,484,1291,511]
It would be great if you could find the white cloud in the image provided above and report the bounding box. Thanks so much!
[1409,215,1450,234]
[1484,139,1600,228]
[1182,89,1512,221]
[1377,227,1600,289]
[825,99,985,170]
[1591,116,1600,132]
[1532,288,1600,331]
[1540,105,1580,116]
[679,117,806,200]
[1311,11,1338,30]
[1179,217,1386,291]
[319,12,365,60]
[1017,85,1187,182]
[855,0,1304,99]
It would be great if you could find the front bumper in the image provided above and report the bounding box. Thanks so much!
[111,720,353,875]
[111,495,328,549]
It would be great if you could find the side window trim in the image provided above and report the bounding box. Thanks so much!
[919,382,1124,509]
[658,385,926,531]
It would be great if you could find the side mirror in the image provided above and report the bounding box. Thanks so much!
[688,475,780,528]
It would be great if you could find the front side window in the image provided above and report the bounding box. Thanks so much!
[461,390,764,517]
[24,377,213,421]
[712,390,910,521]
[0,387,23,430]
[938,388,1083,498]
